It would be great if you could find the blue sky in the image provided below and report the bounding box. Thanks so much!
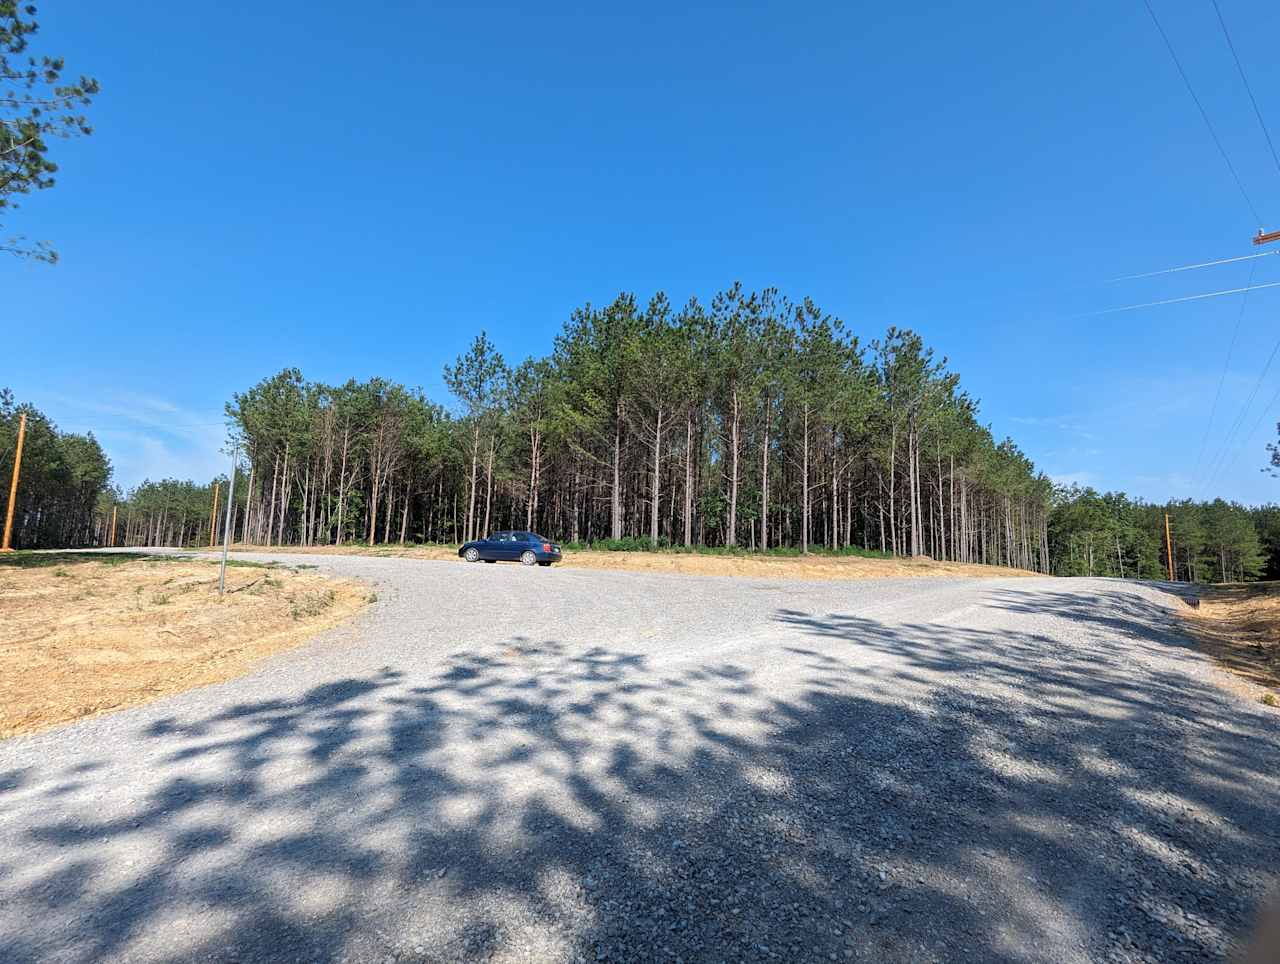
[5,0,1280,503]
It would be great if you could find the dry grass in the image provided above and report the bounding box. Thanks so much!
[224,542,1036,581]
[1182,582,1280,703]
[0,553,370,739]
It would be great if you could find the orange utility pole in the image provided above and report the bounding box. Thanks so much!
[109,505,117,547]
[1254,229,1280,246]
[1164,512,1175,581]
[1,413,27,552]
[208,481,221,548]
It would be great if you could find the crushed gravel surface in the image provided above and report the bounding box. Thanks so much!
[0,553,1277,963]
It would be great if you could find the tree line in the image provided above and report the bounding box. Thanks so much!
[5,285,1277,582]
[1048,486,1279,582]
[210,287,1053,569]
[0,389,111,547]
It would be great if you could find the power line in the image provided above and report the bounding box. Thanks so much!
[1103,249,1277,283]
[1201,330,1280,490]
[1210,0,1280,181]
[1082,279,1280,316]
[1244,378,1280,456]
[1191,257,1256,483]
[1142,0,1264,228]
[1205,374,1280,488]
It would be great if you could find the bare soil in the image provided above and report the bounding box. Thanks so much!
[1182,582,1280,699]
[0,552,370,739]
[221,542,1037,581]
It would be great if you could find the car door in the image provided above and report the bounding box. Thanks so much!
[493,532,519,561]
[512,532,534,560]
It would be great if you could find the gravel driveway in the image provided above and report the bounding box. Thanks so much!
[1,554,1277,963]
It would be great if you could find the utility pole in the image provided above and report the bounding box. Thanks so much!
[218,446,238,596]
[1,413,27,552]
[1254,229,1280,246]
[1164,512,1175,582]
[208,481,220,549]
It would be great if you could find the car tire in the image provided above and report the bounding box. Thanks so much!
[464,547,480,562]
[520,550,537,567]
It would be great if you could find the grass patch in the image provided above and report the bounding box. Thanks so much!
[0,551,156,570]
[289,589,335,620]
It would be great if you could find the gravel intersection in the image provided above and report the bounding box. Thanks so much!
[0,554,1277,963]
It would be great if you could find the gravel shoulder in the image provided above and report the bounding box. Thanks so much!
[219,541,1037,581]
[0,553,1277,963]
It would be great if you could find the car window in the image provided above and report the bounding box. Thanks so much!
[531,533,549,543]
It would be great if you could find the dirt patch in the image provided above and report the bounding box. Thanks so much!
[0,553,370,739]
[551,550,1035,581]
[1182,582,1280,702]
[222,543,1036,581]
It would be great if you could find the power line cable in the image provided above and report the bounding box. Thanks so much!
[1191,257,1256,483]
[1201,329,1280,490]
[1081,279,1280,316]
[1206,375,1280,487]
[1210,0,1280,181]
[1104,249,1277,283]
[1142,0,1264,228]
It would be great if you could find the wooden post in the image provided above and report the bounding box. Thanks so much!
[209,481,221,549]
[1,413,27,552]
[1164,512,1175,582]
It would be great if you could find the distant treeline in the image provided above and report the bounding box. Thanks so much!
[0,389,111,549]
[4,286,1277,581]
[1048,487,1279,582]
[205,288,1053,569]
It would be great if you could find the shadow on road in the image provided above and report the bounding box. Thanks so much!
[1,585,1277,963]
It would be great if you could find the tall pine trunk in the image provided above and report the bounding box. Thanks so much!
[650,408,663,544]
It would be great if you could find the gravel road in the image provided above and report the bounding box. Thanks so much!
[1,554,1277,963]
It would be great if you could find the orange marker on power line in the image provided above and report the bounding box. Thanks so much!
[1,413,27,552]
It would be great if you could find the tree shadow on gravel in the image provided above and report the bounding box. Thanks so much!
[1,587,1278,963]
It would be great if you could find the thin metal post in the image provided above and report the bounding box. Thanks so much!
[219,445,239,596]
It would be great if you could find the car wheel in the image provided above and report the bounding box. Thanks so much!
[464,547,480,562]
[520,550,537,566]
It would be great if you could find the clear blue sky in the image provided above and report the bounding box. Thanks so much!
[6,0,1280,503]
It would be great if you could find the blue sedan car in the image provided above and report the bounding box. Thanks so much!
[458,531,562,567]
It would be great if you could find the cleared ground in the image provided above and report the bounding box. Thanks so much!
[0,552,369,738]
[1181,582,1280,698]
[0,553,1276,963]
[221,541,1037,580]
